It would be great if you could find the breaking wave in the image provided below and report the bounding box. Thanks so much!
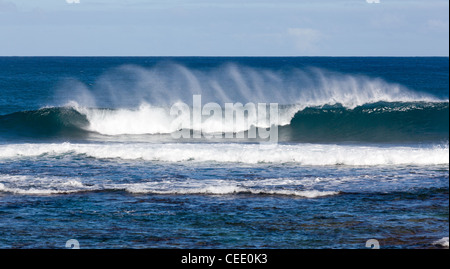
[0,142,448,165]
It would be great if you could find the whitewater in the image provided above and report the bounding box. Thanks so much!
[0,57,448,249]
[0,142,448,166]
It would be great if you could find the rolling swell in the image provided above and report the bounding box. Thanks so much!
[0,107,90,139]
[283,101,449,143]
[0,101,448,143]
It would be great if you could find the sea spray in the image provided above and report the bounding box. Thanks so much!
[54,63,441,110]
[44,62,448,141]
[1,57,448,249]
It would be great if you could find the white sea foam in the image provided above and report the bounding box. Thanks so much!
[432,237,449,248]
[123,185,337,197]
[118,178,338,197]
[76,104,176,135]
[72,102,294,135]
[0,175,338,198]
[0,175,95,195]
[0,142,448,166]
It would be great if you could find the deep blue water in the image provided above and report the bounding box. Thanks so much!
[0,57,448,249]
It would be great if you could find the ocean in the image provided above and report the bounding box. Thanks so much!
[0,57,448,249]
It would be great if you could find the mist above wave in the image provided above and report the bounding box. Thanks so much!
[55,62,441,110]
[51,62,444,136]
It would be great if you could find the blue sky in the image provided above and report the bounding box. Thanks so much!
[0,0,448,56]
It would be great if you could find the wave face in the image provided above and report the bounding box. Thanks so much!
[285,101,449,142]
[0,107,90,139]
[0,61,448,143]
[0,101,448,143]
[0,58,448,249]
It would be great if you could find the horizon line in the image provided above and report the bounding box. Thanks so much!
[0,55,449,58]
